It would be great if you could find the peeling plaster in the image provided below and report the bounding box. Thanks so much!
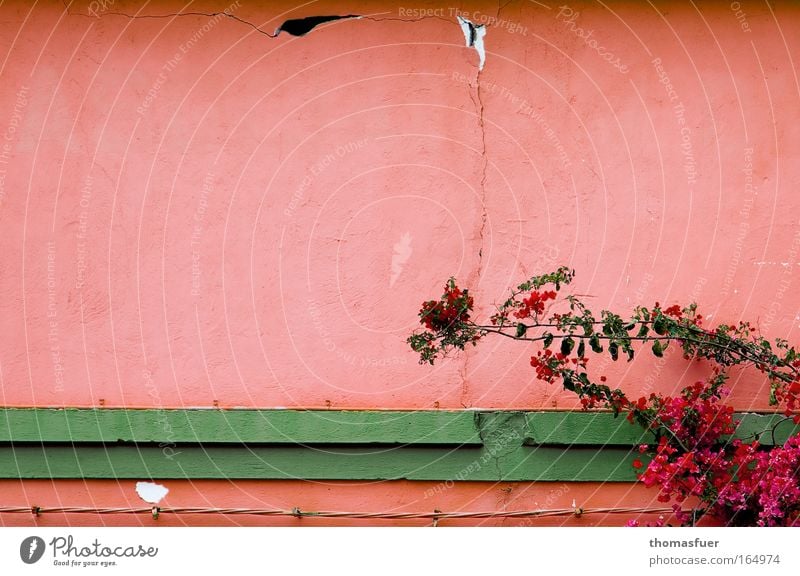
[276,15,361,37]
[135,481,169,504]
[457,16,487,70]
[474,412,532,480]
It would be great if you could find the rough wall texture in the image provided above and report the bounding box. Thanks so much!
[1,0,799,525]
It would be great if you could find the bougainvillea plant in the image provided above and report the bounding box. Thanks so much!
[408,267,800,526]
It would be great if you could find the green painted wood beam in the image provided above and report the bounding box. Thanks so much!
[0,409,794,446]
[0,444,641,481]
[0,409,795,481]
[0,409,482,445]
[523,411,648,445]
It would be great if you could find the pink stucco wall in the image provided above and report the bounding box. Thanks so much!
[1,0,799,524]
[0,479,668,527]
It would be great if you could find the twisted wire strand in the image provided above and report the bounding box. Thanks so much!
[0,505,674,520]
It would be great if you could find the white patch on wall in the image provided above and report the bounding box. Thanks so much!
[135,481,169,504]
[390,232,413,287]
[457,16,487,70]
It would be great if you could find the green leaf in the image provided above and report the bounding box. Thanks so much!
[653,316,667,335]
[561,337,575,356]
[609,342,619,361]
[637,324,649,338]
[652,340,664,357]
[515,323,527,338]
[562,373,575,392]
[577,340,586,359]
[543,332,554,348]
[590,334,603,353]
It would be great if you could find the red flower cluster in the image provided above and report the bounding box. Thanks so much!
[529,349,561,382]
[638,381,736,448]
[529,349,590,385]
[632,383,735,516]
[659,303,704,327]
[419,282,473,332]
[630,379,800,526]
[774,370,800,423]
[514,290,556,319]
[717,435,800,526]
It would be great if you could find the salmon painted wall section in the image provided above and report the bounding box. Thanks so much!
[0,479,667,527]
[1,1,799,411]
[1,1,800,527]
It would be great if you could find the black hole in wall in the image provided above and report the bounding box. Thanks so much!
[276,15,360,37]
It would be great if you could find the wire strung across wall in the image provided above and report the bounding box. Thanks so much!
[0,505,674,522]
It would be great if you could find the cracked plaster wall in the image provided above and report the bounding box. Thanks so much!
[2,0,800,528]
[1,0,799,414]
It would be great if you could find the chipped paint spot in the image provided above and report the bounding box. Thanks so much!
[135,481,169,504]
[457,16,487,70]
[276,15,360,37]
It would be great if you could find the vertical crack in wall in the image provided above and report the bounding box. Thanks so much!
[493,450,505,480]
[452,17,490,407]
[474,76,488,277]
[459,353,470,408]
[457,16,490,285]
[460,65,489,408]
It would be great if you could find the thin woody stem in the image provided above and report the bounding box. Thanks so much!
[471,323,797,383]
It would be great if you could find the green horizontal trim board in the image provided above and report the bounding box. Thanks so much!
[0,409,481,445]
[0,445,641,481]
[1,409,796,481]
[0,409,795,446]
[526,412,800,446]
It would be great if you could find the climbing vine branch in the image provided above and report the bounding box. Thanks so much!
[408,267,800,526]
